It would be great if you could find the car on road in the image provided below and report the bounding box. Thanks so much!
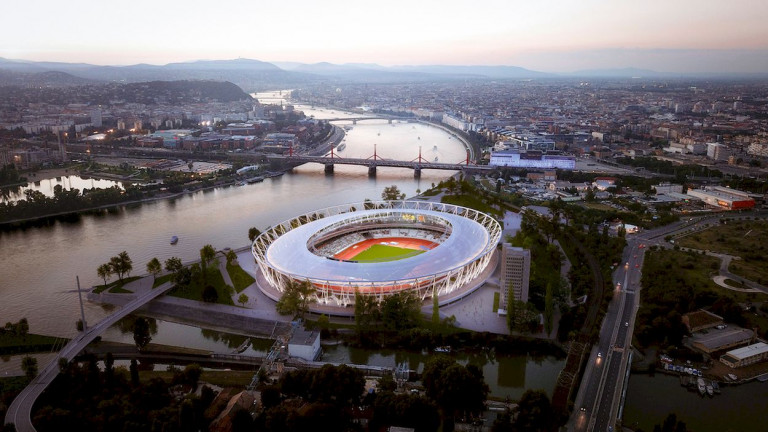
[625,321,629,327]
[598,352,602,358]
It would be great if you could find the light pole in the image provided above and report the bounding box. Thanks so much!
[76,276,87,331]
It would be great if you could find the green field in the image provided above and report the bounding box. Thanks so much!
[351,244,424,262]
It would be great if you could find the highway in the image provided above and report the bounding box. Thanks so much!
[571,216,720,432]
[570,211,768,431]
[4,282,175,432]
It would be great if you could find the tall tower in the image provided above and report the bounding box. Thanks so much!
[500,243,530,308]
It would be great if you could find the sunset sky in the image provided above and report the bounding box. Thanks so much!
[3,0,767,73]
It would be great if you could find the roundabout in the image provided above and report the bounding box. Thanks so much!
[252,200,501,309]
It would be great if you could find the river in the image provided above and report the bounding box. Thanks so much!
[623,372,768,431]
[0,91,563,399]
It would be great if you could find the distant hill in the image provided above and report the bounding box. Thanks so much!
[0,80,252,106]
[0,69,96,87]
[0,58,301,91]
[0,58,552,88]
[389,64,551,79]
[567,67,678,78]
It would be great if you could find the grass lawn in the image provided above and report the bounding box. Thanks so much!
[493,292,500,312]
[153,273,173,288]
[677,219,768,285]
[226,262,256,293]
[93,276,141,293]
[0,333,68,355]
[351,244,424,262]
[168,267,234,306]
[441,193,498,216]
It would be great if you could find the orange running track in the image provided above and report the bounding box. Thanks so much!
[333,237,438,261]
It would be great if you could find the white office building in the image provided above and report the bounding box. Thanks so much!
[499,244,531,308]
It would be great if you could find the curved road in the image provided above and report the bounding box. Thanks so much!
[4,282,174,432]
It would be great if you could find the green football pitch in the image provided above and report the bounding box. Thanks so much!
[350,244,425,262]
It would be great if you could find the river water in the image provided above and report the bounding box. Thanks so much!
[623,373,768,431]
[0,91,563,399]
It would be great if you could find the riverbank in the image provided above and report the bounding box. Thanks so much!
[0,333,69,356]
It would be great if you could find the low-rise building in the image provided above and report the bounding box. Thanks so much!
[720,342,768,368]
[690,327,754,354]
[288,328,321,361]
[686,186,755,210]
[682,310,723,333]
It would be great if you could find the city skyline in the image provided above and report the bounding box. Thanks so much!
[2,0,768,74]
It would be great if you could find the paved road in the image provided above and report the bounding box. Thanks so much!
[4,282,175,432]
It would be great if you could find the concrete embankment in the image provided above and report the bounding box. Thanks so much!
[89,291,292,339]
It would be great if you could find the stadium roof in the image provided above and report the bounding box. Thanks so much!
[265,208,494,284]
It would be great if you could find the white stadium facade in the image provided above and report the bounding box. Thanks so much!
[252,201,501,310]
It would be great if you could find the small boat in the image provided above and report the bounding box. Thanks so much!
[434,157,438,162]
[170,236,179,245]
[433,145,437,150]
[728,373,738,381]
[246,176,264,184]
[697,378,706,395]
[712,381,721,393]
[434,346,452,353]
[336,142,346,152]
[706,384,714,396]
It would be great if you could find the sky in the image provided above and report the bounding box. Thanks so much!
[2,0,768,74]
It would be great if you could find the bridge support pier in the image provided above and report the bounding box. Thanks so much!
[352,119,357,125]
[368,166,376,176]
[413,167,421,178]
[324,164,334,174]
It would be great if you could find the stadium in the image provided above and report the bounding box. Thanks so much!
[252,201,502,311]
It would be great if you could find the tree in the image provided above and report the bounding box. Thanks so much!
[199,244,216,284]
[422,356,488,425]
[21,355,38,380]
[146,257,161,282]
[129,358,139,386]
[165,256,183,274]
[97,263,112,286]
[238,293,249,306]
[16,317,29,338]
[248,227,261,242]
[202,285,219,303]
[183,363,202,390]
[133,317,152,350]
[432,290,440,325]
[226,249,237,265]
[275,279,316,318]
[200,244,216,269]
[380,291,421,331]
[109,251,133,283]
[544,281,554,336]
[513,390,557,432]
[381,185,405,201]
[354,289,380,334]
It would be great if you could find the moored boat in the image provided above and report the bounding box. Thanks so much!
[697,378,706,395]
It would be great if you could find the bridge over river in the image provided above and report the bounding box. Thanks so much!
[4,282,176,432]
[269,147,492,177]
